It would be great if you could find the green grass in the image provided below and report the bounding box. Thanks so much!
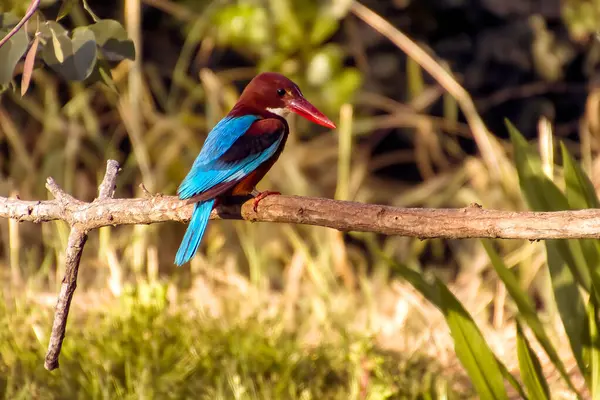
[0,283,463,399]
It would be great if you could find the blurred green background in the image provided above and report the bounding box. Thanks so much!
[1,0,600,398]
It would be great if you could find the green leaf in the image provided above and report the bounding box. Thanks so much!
[390,263,440,305]
[86,55,117,91]
[42,26,97,81]
[435,279,508,399]
[546,241,588,382]
[584,288,600,396]
[0,12,30,85]
[506,119,569,212]
[88,19,135,61]
[561,142,600,304]
[386,258,524,397]
[50,28,64,62]
[482,240,579,393]
[498,362,528,400]
[38,21,69,38]
[82,0,100,21]
[507,119,591,290]
[561,142,600,209]
[516,322,550,400]
[56,0,78,21]
[97,59,117,91]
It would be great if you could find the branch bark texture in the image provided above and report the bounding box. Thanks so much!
[5,183,600,240]
[5,159,600,371]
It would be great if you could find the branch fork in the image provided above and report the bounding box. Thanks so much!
[44,160,120,371]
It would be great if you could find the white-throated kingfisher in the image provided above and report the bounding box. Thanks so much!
[175,72,336,265]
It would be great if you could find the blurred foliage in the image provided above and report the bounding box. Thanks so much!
[0,2,134,93]
[196,0,361,113]
[562,0,600,42]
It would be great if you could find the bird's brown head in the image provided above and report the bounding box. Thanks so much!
[235,72,336,129]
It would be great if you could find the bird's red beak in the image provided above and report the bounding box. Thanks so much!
[288,97,336,129]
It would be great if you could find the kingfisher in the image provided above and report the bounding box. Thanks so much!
[175,72,336,266]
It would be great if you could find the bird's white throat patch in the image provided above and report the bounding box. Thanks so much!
[266,107,290,118]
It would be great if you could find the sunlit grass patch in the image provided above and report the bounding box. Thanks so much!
[0,285,464,400]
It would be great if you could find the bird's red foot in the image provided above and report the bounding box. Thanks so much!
[252,190,281,212]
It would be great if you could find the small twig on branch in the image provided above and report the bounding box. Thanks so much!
[4,159,600,370]
[97,160,121,200]
[43,161,120,371]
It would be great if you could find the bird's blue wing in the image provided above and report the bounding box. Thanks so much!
[193,115,259,165]
[178,117,285,200]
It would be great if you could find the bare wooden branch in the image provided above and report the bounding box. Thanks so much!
[44,227,87,371]
[6,158,600,370]
[6,185,600,240]
[43,161,120,371]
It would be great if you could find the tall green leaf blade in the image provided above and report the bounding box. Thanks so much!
[507,120,592,291]
[561,142,600,209]
[497,356,529,399]
[584,288,600,397]
[516,322,551,400]
[506,120,570,212]
[387,259,522,397]
[435,279,508,400]
[482,240,578,393]
[546,241,588,382]
[561,142,600,306]
[386,261,440,305]
[507,120,588,397]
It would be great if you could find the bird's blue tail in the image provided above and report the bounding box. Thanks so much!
[175,199,215,266]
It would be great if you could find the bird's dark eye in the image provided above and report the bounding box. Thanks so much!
[276,88,286,97]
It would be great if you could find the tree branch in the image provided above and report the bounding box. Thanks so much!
[4,159,600,370]
[43,161,120,371]
[6,183,600,240]
[43,227,87,371]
